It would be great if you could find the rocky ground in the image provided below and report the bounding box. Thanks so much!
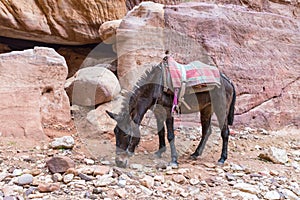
[0,123,299,200]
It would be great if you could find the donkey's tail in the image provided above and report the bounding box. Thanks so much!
[227,82,236,125]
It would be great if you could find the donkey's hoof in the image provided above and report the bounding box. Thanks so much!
[169,161,179,169]
[154,152,162,158]
[217,158,225,165]
[190,153,199,160]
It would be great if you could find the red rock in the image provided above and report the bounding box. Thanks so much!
[116,2,300,130]
[38,183,60,192]
[46,156,75,174]
[0,0,127,45]
[0,47,71,139]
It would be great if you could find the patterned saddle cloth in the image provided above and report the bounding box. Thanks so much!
[167,56,221,89]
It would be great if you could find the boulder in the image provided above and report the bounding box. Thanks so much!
[116,2,300,130]
[65,66,121,106]
[0,0,127,45]
[0,47,71,139]
[116,2,166,90]
[99,20,122,44]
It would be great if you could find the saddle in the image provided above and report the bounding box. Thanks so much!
[161,56,221,113]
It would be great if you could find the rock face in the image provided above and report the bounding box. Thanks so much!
[116,2,300,130]
[0,47,71,138]
[0,0,127,45]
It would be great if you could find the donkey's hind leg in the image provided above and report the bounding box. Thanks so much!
[218,124,229,164]
[190,105,212,159]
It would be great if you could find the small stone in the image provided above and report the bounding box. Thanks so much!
[259,147,289,164]
[281,188,299,200]
[27,193,45,199]
[232,191,259,200]
[226,173,236,181]
[46,156,75,173]
[155,162,168,170]
[172,174,186,184]
[84,158,95,165]
[140,185,153,196]
[63,173,74,183]
[118,179,127,187]
[28,169,42,176]
[52,173,63,182]
[92,188,103,194]
[115,188,127,198]
[93,165,110,176]
[18,174,33,185]
[140,175,154,188]
[264,190,281,200]
[12,169,23,176]
[269,170,279,176]
[154,175,165,183]
[78,167,93,175]
[189,178,199,185]
[178,168,190,175]
[231,163,245,171]
[0,172,9,182]
[49,136,75,149]
[93,175,115,187]
[100,160,111,165]
[130,164,144,171]
[79,173,95,181]
[25,187,36,196]
[233,182,260,194]
[203,162,216,168]
[37,183,60,192]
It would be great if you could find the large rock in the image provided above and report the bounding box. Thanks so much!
[0,47,71,138]
[116,2,300,130]
[0,0,127,45]
[65,66,121,106]
[116,2,166,90]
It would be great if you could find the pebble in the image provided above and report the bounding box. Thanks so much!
[12,169,23,177]
[78,173,94,181]
[93,175,115,187]
[93,165,110,176]
[189,178,200,185]
[154,175,165,183]
[17,174,33,185]
[259,147,289,164]
[49,136,75,149]
[130,164,144,171]
[63,173,74,183]
[84,158,95,165]
[172,174,187,184]
[52,173,63,182]
[264,190,281,200]
[115,188,127,198]
[233,182,260,194]
[37,183,60,192]
[140,175,154,188]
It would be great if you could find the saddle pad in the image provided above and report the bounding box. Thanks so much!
[168,57,221,88]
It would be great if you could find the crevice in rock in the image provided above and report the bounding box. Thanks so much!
[235,77,299,116]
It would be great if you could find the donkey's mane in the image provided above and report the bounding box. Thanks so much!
[119,65,160,115]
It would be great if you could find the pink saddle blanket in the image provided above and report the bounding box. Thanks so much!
[167,57,221,88]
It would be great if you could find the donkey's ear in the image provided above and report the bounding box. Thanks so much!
[106,110,118,120]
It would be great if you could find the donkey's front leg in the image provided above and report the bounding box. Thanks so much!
[166,116,178,168]
[154,117,167,158]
